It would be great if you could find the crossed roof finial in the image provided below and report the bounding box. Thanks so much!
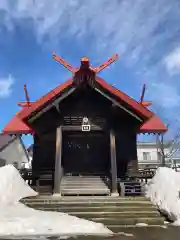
[52,52,119,74]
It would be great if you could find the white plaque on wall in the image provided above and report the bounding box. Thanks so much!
[82,125,91,131]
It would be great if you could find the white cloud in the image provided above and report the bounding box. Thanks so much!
[146,82,180,134]
[149,82,180,108]
[0,0,178,64]
[0,74,14,98]
[0,0,180,111]
[164,47,180,75]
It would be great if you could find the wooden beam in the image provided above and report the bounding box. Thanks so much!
[142,101,152,107]
[93,54,119,73]
[52,53,77,74]
[110,129,119,196]
[140,84,146,103]
[94,87,143,122]
[29,88,76,123]
[62,125,102,131]
[54,126,63,194]
[54,102,61,113]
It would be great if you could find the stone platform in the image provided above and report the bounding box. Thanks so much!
[21,196,165,232]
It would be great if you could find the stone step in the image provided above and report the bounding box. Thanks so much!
[62,180,109,183]
[108,224,165,232]
[60,185,108,188]
[61,176,106,179]
[60,180,108,183]
[61,179,108,182]
[60,176,110,196]
[22,196,149,202]
[60,188,110,191]
[59,186,109,188]
[60,181,108,184]
[87,217,165,226]
[34,209,160,218]
[60,190,110,195]
[25,205,157,212]
[23,201,154,208]
[22,195,164,226]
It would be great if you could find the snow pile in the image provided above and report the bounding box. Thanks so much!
[146,167,180,225]
[0,165,113,237]
[0,165,37,204]
[0,203,112,237]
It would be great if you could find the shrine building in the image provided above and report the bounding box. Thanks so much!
[2,53,167,196]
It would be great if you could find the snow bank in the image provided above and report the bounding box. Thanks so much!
[0,165,112,237]
[146,167,180,225]
[0,203,112,237]
[0,165,37,204]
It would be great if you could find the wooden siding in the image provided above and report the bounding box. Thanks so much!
[31,85,140,178]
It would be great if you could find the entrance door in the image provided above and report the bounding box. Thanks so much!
[62,131,110,176]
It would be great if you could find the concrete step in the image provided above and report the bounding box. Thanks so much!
[23,201,154,208]
[72,212,160,218]
[90,217,165,226]
[22,196,149,202]
[34,209,160,218]
[60,180,108,183]
[22,195,164,227]
[60,181,108,184]
[25,205,157,212]
[60,182,108,185]
[60,183,109,186]
[60,191,110,196]
[61,176,107,180]
[60,176,110,196]
[59,186,109,188]
[101,224,166,232]
[60,188,110,191]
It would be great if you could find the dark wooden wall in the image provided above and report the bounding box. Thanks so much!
[32,130,56,171]
[30,85,140,177]
[60,86,111,127]
[62,131,110,175]
[115,127,138,177]
[109,104,139,177]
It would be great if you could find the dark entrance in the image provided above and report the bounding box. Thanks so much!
[62,131,110,176]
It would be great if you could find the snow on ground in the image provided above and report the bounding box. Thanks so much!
[146,167,180,225]
[0,165,113,237]
[0,164,37,205]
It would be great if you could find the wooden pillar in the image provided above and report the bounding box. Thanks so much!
[54,126,63,194]
[110,129,119,196]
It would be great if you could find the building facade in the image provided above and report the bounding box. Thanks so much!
[26,141,175,170]
[0,134,29,169]
[2,54,167,196]
[137,141,180,169]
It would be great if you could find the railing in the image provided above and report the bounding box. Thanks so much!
[19,168,54,192]
[20,168,156,183]
[19,168,157,196]
[138,161,161,168]
[139,168,156,178]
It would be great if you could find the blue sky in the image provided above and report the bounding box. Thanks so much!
[0,0,180,146]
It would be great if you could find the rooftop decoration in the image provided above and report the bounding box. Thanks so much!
[17,84,34,108]
[52,53,118,86]
[139,84,152,107]
[2,52,168,135]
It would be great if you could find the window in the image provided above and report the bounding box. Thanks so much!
[143,152,151,161]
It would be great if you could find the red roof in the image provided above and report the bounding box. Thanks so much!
[3,114,34,134]
[17,77,152,121]
[17,79,73,120]
[2,77,167,134]
[139,115,167,133]
[96,77,153,119]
